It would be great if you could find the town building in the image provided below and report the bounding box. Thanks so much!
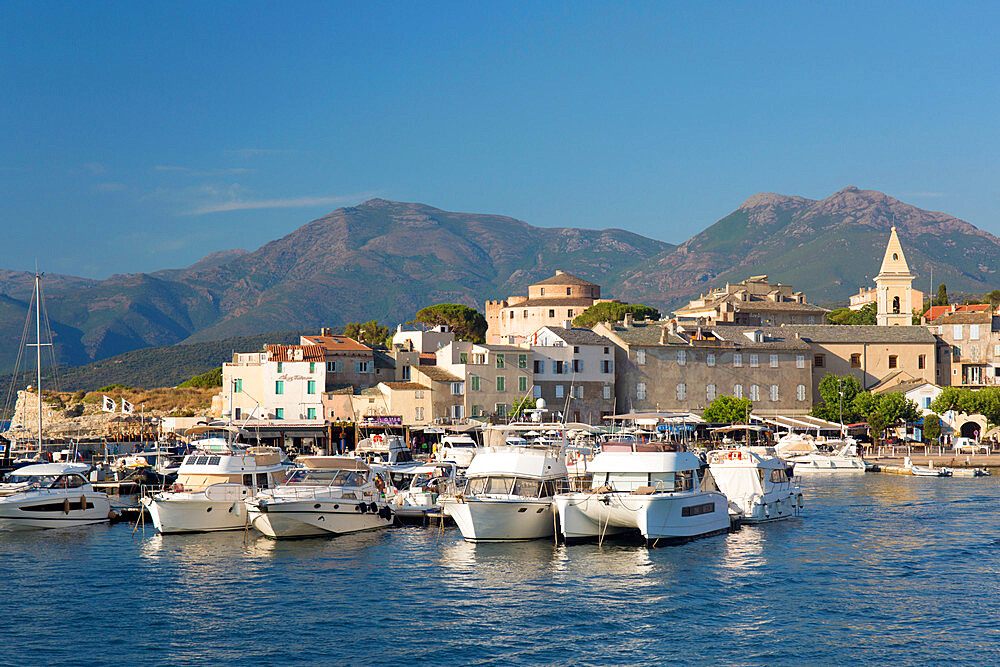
[921,303,997,325]
[786,325,938,395]
[435,342,534,420]
[300,329,376,391]
[389,325,455,381]
[484,270,616,344]
[223,344,326,423]
[849,286,925,313]
[926,310,1000,387]
[872,227,920,326]
[523,326,616,423]
[594,317,814,416]
[673,275,828,326]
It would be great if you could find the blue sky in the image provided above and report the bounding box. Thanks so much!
[2,2,998,278]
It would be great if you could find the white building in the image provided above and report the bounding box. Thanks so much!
[222,344,326,423]
[523,326,616,423]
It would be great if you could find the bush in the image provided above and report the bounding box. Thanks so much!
[179,367,223,388]
[99,384,132,392]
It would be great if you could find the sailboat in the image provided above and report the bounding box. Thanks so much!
[0,272,112,529]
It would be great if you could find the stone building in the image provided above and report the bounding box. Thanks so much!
[484,270,616,344]
[786,325,938,395]
[926,311,1000,387]
[594,318,814,416]
[435,341,534,420]
[673,275,828,326]
[523,326,616,423]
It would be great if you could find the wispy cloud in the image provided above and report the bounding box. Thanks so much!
[83,162,106,175]
[94,182,125,192]
[187,192,374,215]
[225,148,300,158]
[154,165,256,176]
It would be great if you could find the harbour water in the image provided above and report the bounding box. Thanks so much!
[2,474,999,666]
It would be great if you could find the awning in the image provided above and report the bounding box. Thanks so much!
[750,414,843,432]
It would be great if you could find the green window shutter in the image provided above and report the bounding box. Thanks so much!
[307,380,316,394]
[275,380,284,395]
[275,408,284,419]
[519,376,527,392]
[518,354,527,368]
[307,408,316,419]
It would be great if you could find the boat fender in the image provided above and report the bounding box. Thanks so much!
[368,502,379,513]
[796,493,803,508]
[357,503,366,513]
[378,505,392,520]
[80,495,87,511]
[64,498,71,514]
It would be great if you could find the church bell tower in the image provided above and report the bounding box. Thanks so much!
[875,226,914,326]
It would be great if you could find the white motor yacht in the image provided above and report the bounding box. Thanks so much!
[783,442,866,473]
[554,442,730,544]
[355,433,415,465]
[141,431,288,533]
[247,456,395,539]
[435,434,481,468]
[441,445,567,542]
[0,463,112,530]
[707,448,803,523]
[391,461,459,523]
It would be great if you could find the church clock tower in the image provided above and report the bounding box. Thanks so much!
[875,226,915,326]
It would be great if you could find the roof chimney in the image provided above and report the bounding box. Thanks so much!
[659,327,669,344]
[320,327,332,337]
[623,312,634,327]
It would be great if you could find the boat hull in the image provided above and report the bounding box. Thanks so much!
[248,498,393,538]
[0,492,111,531]
[554,491,730,542]
[142,496,249,533]
[442,497,555,542]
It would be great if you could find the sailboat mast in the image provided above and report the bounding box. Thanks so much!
[35,273,42,453]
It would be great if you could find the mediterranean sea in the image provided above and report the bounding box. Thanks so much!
[1,474,998,666]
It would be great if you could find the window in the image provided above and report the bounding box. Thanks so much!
[451,382,465,395]
[573,346,580,353]
[496,354,505,369]
[470,375,481,391]
[540,288,545,296]
[970,324,980,340]
[676,383,687,400]
[518,354,527,368]
[604,347,610,354]
[636,349,647,365]
[681,502,716,517]
[533,360,542,373]
[733,384,743,399]
[814,354,825,368]
[952,345,961,362]
[275,380,284,395]
[568,309,574,317]
[496,376,506,392]
[523,310,528,318]
[954,325,963,340]
[892,296,900,314]
[548,309,555,318]
[460,352,468,364]
[274,408,284,420]
[470,405,481,417]
[850,353,861,368]
[415,390,425,399]
[602,359,613,373]
[769,354,778,368]
[415,407,424,421]
[574,386,583,399]
[234,378,243,393]
[234,407,242,420]
[555,385,564,398]
[994,344,1000,358]
[308,361,315,373]
[749,354,759,368]
[707,353,716,367]
[307,407,317,420]
[519,376,527,392]
[797,384,806,401]
[918,354,926,370]
[677,350,687,366]
[307,380,316,394]
[636,382,647,400]
[533,386,542,398]
[706,384,716,401]
[327,360,343,373]
[733,353,743,367]
[603,385,612,400]
[922,397,931,409]
[888,355,898,369]
[796,354,805,369]
[566,287,572,295]
[355,361,372,373]
[402,366,411,380]
[451,405,464,419]
[276,361,283,373]
[750,384,760,401]
[572,359,582,373]
[509,311,514,319]
[769,384,779,402]
[555,360,566,374]
[495,404,508,418]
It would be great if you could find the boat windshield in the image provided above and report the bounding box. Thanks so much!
[4,473,87,489]
[592,471,695,492]
[285,469,368,487]
[466,475,557,498]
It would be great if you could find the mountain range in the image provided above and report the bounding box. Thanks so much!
[3,188,999,373]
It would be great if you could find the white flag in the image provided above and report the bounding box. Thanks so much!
[102,395,116,412]
[121,398,134,415]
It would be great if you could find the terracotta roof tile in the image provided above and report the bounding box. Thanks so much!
[301,335,371,353]
[266,344,325,361]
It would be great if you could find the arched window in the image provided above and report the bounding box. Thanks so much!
[892,296,900,314]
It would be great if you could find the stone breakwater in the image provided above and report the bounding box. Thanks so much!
[3,390,110,441]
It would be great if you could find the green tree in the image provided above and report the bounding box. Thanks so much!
[973,387,1000,426]
[922,412,941,442]
[930,386,977,415]
[179,367,223,388]
[812,375,863,423]
[984,290,1000,307]
[343,320,391,346]
[932,283,948,307]
[826,302,877,325]
[703,395,752,424]
[852,390,921,443]
[410,304,487,343]
[572,302,660,328]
